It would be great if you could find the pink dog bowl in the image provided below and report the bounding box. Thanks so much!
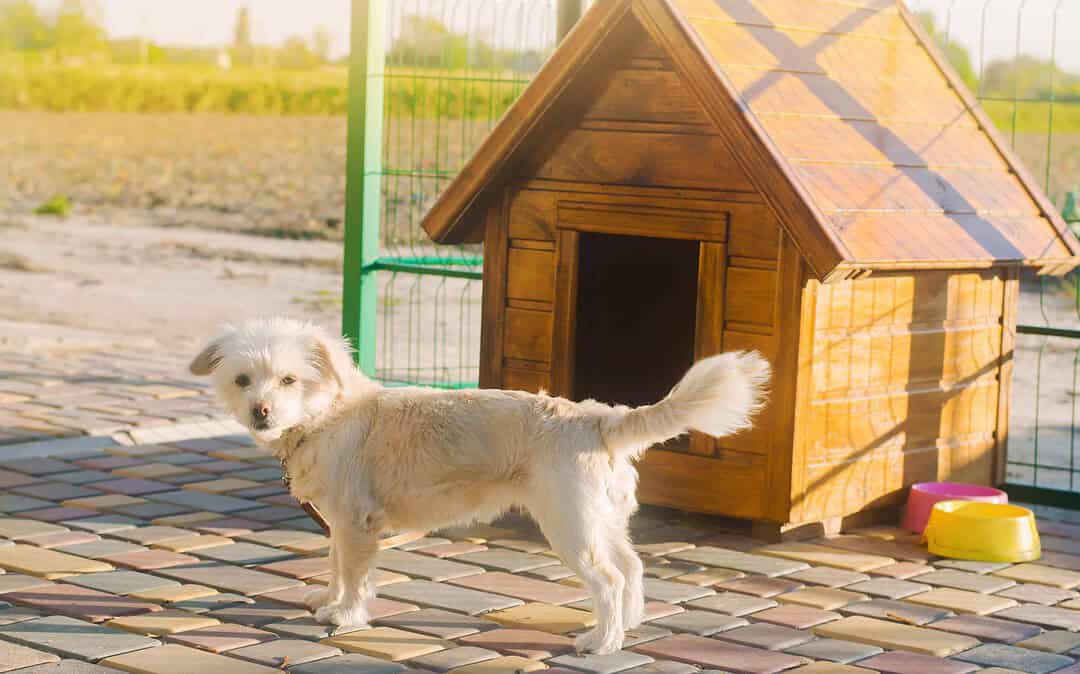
[902,482,1007,533]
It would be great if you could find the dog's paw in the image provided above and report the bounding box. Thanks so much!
[304,587,331,610]
[315,603,369,630]
[575,628,623,655]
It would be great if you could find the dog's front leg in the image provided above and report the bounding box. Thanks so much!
[314,512,382,631]
[304,540,341,611]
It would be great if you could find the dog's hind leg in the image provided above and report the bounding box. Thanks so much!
[607,464,644,630]
[610,529,645,630]
[529,490,626,655]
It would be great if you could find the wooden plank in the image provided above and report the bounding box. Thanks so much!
[830,213,1071,266]
[585,68,709,125]
[717,330,774,457]
[637,448,768,518]
[789,277,820,523]
[725,267,777,329]
[558,200,729,242]
[796,165,1041,217]
[503,367,552,393]
[509,189,557,241]
[550,229,580,397]
[686,21,934,79]
[517,179,765,205]
[994,266,1019,486]
[675,0,906,40]
[507,248,556,304]
[511,239,557,251]
[478,196,509,389]
[725,69,973,127]
[690,242,727,456]
[766,118,1008,170]
[728,205,780,261]
[503,307,554,364]
[632,0,848,280]
[530,128,755,191]
[765,232,806,522]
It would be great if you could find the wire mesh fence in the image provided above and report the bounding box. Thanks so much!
[346,0,1080,495]
[345,0,557,388]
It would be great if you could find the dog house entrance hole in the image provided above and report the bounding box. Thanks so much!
[574,232,699,411]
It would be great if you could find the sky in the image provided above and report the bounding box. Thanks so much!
[32,0,1080,73]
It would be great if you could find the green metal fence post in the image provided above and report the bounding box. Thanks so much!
[342,0,385,374]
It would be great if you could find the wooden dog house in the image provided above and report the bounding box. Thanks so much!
[421,0,1080,530]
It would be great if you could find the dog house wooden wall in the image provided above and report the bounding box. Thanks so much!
[421,0,1080,530]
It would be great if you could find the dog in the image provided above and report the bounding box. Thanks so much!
[189,317,769,654]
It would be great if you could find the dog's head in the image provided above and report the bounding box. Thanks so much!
[189,318,362,442]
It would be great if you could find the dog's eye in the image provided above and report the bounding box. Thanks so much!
[281,375,297,386]
[234,374,250,388]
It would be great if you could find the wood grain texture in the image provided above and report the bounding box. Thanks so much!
[585,68,710,126]
[558,199,729,242]
[550,229,580,397]
[793,269,1007,522]
[993,266,1019,486]
[503,307,554,363]
[765,231,807,522]
[530,128,754,191]
[503,367,552,393]
[690,242,727,456]
[478,197,509,389]
[507,248,556,304]
[636,446,768,518]
[509,189,557,241]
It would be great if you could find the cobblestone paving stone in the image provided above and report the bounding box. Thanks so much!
[1,349,1080,673]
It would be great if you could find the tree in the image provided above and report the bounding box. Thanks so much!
[917,11,977,92]
[233,7,251,49]
[0,0,51,51]
[311,26,332,63]
[278,35,318,68]
[52,0,108,61]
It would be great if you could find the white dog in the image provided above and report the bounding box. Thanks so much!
[190,317,769,654]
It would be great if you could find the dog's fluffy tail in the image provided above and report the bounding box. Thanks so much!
[600,351,771,460]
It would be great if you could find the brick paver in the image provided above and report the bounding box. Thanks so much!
[1,349,1079,674]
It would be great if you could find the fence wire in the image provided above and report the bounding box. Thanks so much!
[366,0,557,387]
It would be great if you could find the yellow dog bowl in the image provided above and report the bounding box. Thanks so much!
[924,500,1040,563]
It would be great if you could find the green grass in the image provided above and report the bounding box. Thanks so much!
[977,99,1080,135]
[32,194,69,216]
[0,62,527,118]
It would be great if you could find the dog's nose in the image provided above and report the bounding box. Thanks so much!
[252,403,270,421]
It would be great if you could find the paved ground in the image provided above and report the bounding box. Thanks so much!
[0,328,1079,674]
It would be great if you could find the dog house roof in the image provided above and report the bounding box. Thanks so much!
[420,0,1080,281]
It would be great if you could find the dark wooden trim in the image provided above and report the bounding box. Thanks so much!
[690,241,727,456]
[550,229,580,397]
[557,200,728,242]
[478,192,510,389]
[631,0,848,281]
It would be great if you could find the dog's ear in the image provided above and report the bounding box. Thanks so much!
[189,336,227,376]
[310,328,356,397]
